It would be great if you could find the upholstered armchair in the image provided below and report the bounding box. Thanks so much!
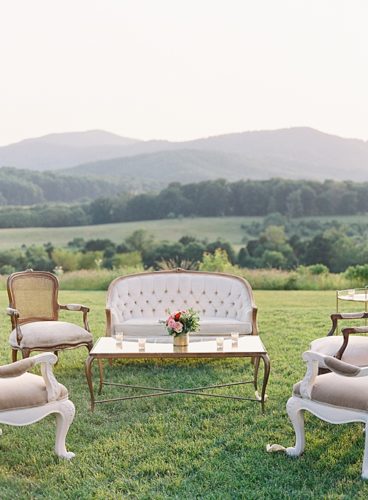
[310,312,368,366]
[0,352,75,459]
[285,350,368,479]
[7,270,93,361]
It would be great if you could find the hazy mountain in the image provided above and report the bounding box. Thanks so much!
[1,127,368,181]
[0,130,140,170]
[62,148,320,186]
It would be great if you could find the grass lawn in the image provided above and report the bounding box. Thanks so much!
[1,290,368,498]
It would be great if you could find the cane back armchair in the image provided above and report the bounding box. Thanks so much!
[7,270,93,361]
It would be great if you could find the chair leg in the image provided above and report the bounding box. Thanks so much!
[21,348,31,359]
[87,341,93,352]
[362,419,368,479]
[12,349,18,362]
[285,397,306,457]
[55,400,76,460]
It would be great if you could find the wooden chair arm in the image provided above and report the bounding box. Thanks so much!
[327,312,368,336]
[6,307,19,317]
[59,304,90,332]
[6,307,22,344]
[335,326,368,360]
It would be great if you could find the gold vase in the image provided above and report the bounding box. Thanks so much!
[173,333,189,347]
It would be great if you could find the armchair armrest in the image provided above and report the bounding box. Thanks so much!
[6,307,22,344]
[327,312,368,336]
[59,303,90,332]
[300,351,368,400]
[0,352,60,402]
[334,326,368,360]
[6,307,19,317]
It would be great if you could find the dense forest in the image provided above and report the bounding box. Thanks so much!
[0,167,123,204]
[1,178,368,227]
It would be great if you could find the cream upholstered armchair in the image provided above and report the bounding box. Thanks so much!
[7,270,93,361]
[285,350,368,479]
[0,352,75,459]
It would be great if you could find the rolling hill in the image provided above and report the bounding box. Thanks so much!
[0,127,368,182]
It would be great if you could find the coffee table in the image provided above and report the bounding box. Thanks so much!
[85,336,270,412]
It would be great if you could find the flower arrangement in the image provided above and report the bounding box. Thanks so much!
[162,308,200,337]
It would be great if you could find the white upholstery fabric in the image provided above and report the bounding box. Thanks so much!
[117,317,252,337]
[9,321,93,349]
[107,273,254,337]
[310,336,368,367]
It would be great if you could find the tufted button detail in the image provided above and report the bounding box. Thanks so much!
[165,290,168,293]
[146,300,149,303]
[215,291,218,295]
[202,309,206,313]
[159,300,162,303]
[209,300,212,304]
[184,300,187,304]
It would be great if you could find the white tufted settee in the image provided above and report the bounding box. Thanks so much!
[105,269,258,338]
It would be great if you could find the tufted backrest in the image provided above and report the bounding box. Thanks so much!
[106,270,255,332]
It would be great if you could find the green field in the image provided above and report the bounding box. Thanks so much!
[1,214,368,251]
[1,290,368,498]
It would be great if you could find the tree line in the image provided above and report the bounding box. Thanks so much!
[2,220,368,275]
[1,177,368,227]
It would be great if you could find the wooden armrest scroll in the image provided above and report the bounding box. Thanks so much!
[59,303,90,332]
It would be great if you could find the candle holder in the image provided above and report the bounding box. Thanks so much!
[231,332,239,346]
[216,337,224,350]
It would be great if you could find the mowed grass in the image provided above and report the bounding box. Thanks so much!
[0,214,367,250]
[1,290,368,498]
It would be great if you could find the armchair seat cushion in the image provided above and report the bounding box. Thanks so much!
[293,372,368,412]
[0,372,68,411]
[117,317,252,337]
[9,321,93,349]
[310,336,368,367]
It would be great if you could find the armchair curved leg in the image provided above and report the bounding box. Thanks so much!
[55,400,76,459]
[87,341,93,352]
[285,397,305,457]
[12,349,18,362]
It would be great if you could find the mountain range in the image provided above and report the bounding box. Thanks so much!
[1,127,367,183]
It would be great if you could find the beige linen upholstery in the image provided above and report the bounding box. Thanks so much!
[0,372,68,411]
[293,372,368,411]
[106,270,257,338]
[0,352,75,460]
[9,321,93,349]
[285,350,368,479]
[310,336,368,366]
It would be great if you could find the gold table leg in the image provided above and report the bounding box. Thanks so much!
[85,355,95,411]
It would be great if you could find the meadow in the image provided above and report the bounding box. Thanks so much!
[0,214,367,250]
[1,290,368,498]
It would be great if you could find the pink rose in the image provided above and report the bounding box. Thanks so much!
[167,318,176,329]
[173,322,183,333]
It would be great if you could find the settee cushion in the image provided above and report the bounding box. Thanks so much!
[310,336,368,367]
[9,321,93,349]
[0,372,68,411]
[293,372,368,412]
[117,317,252,337]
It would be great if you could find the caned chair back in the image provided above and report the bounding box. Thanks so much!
[7,270,59,326]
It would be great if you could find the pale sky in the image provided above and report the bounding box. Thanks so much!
[0,0,367,146]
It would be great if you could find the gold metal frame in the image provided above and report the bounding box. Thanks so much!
[85,338,270,412]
